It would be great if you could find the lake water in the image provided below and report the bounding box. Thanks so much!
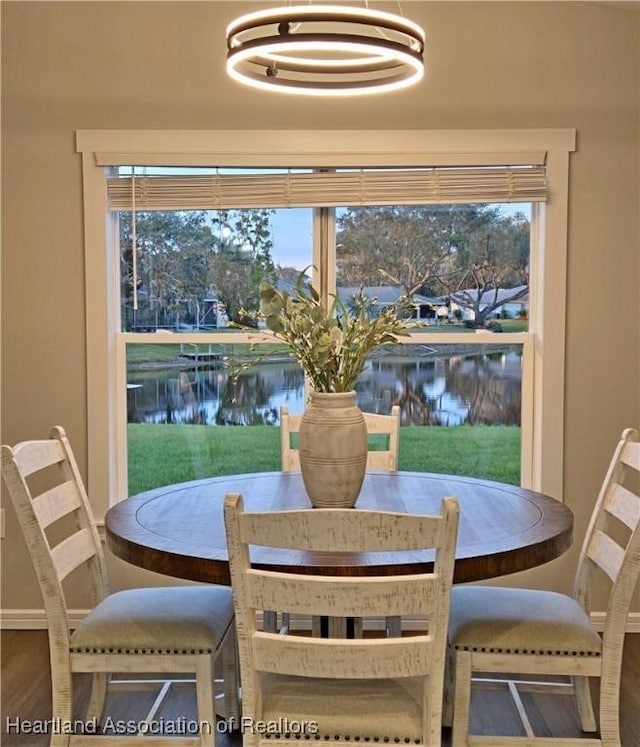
[127,347,522,427]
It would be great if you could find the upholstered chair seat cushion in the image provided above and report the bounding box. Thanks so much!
[449,586,602,657]
[260,673,425,741]
[70,586,235,655]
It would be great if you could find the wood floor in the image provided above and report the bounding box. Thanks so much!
[2,630,640,745]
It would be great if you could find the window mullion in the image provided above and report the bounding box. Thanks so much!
[313,206,335,308]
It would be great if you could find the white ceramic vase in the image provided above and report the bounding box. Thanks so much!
[299,390,367,508]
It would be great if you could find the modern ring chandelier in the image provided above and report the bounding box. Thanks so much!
[226,4,425,96]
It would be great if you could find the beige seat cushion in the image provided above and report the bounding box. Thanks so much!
[260,673,426,741]
[448,586,602,657]
[70,586,234,655]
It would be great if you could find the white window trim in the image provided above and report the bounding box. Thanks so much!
[77,129,575,519]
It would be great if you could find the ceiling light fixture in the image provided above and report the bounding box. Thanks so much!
[226,4,425,97]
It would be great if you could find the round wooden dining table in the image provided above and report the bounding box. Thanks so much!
[105,471,573,585]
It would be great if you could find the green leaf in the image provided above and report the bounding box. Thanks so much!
[265,315,284,333]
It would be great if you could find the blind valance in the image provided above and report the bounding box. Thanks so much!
[107,166,547,211]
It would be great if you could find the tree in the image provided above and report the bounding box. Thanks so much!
[120,211,214,330]
[275,265,308,285]
[335,204,530,326]
[208,209,276,324]
[336,205,494,296]
[119,208,276,330]
[446,211,530,327]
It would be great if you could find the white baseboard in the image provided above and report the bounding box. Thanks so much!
[1,609,92,629]
[590,611,640,633]
[3,609,640,632]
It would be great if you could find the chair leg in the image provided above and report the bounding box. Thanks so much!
[85,672,109,724]
[573,675,597,733]
[263,610,278,632]
[451,650,472,747]
[327,616,347,638]
[50,650,73,747]
[386,615,402,637]
[352,616,363,638]
[424,676,439,747]
[278,612,291,634]
[442,646,455,728]
[196,655,216,747]
[51,732,71,747]
[311,615,323,637]
[599,668,622,747]
[221,628,241,726]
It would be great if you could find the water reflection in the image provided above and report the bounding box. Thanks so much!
[127,350,522,427]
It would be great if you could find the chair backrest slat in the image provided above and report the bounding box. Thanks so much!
[32,480,82,529]
[620,440,640,471]
[240,507,442,551]
[51,528,98,582]
[252,632,433,679]
[247,572,440,618]
[11,439,65,477]
[604,482,640,531]
[586,529,626,584]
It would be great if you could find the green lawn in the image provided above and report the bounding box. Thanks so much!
[125,342,282,365]
[496,319,528,332]
[127,423,520,495]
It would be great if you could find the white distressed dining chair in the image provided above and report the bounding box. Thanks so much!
[1,426,240,747]
[224,491,460,747]
[448,427,640,746]
[280,404,401,473]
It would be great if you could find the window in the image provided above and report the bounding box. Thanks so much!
[77,129,575,517]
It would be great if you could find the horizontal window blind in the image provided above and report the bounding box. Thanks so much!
[107,166,547,211]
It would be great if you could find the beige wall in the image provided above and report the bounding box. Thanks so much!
[2,1,639,615]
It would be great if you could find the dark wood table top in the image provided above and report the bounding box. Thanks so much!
[105,471,573,585]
